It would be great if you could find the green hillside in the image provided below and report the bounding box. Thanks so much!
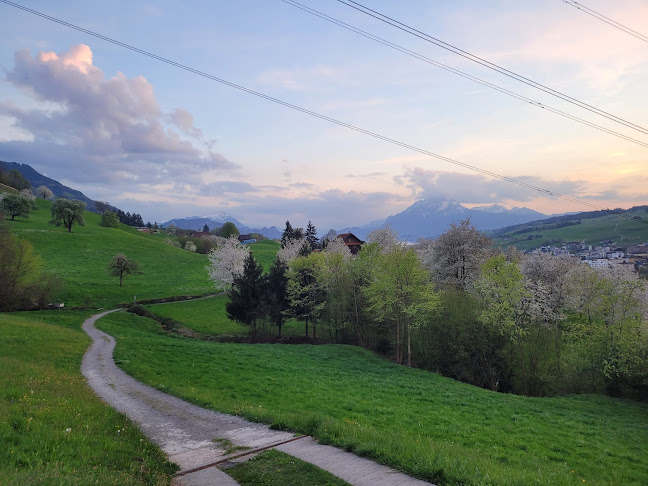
[98,310,648,486]
[6,198,213,308]
[491,206,648,250]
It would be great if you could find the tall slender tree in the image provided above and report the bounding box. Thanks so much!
[226,252,265,337]
[305,220,318,250]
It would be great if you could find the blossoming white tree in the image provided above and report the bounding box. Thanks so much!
[276,237,305,264]
[206,236,249,290]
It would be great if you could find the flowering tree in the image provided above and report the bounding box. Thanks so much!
[277,237,305,264]
[206,236,249,290]
[36,185,53,199]
[366,225,400,253]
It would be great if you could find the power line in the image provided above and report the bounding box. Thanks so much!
[280,0,648,149]
[335,0,648,137]
[1,0,645,225]
[562,0,648,44]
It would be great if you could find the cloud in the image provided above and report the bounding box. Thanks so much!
[400,168,585,204]
[0,44,236,186]
[255,65,336,91]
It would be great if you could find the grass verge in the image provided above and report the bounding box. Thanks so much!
[98,311,648,485]
[0,311,177,484]
[225,449,351,485]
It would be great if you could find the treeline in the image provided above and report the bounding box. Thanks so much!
[0,168,31,191]
[209,220,648,401]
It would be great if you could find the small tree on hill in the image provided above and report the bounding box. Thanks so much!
[281,220,294,248]
[0,193,32,221]
[108,253,141,287]
[36,185,54,199]
[50,199,86,232]
[99,211,120,228]
[220,221,239,238]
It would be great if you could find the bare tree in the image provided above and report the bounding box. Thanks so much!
[95,201,110,215]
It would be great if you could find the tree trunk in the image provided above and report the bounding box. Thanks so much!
[517,335,529,396]
[304,319,309,338]
[407,321,412,367]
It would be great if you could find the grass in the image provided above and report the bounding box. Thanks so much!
[225,449,351,485]
[98,310,648,486]
[493,209,648,250]
[0,310,177,484]
[145,295,304,338]
[250,240,281,272]
[8,199,214,308]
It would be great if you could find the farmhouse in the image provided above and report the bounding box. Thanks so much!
[338,232,365,255]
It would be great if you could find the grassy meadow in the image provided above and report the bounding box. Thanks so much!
[98,310,648,486]
[145,295,304,338]
[493,208,648,250]
[0,311,177,484]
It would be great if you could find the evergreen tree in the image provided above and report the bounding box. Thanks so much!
[226,252,265,337]
[203,224,210,232]
[305,220,318,250]
[281,220,294,248]
[265,257,290,338]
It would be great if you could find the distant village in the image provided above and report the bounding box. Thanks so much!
[530,241,648,274]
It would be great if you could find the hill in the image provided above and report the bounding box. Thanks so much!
[490,205,648,250]
[4,198,214,308]
[0,160,99,212]
[163,212,282,240]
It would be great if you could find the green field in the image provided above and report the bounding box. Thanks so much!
[98,310,648,486]
[145,295,304,338]
[492,208,648,250]
[6,199,281,308]
[0,311,176,484]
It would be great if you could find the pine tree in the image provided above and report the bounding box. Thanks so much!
[265,257,290,338]
[226,252,264,337]
[281,220,294,248]
[305,220,318,250]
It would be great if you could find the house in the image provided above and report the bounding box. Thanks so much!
[337,232,365,255]
[238,234,257,244]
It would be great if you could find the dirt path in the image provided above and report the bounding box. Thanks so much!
[81,310,433,486]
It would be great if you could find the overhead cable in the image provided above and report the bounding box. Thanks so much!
[280,0,648,149]
[562,0,648,44]
[335,0,648,137]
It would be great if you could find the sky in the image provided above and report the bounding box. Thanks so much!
[1,0,647,230]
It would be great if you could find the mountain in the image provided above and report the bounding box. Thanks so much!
[163,213,282,240]
[382,199,548,241]
[0,160,97,211]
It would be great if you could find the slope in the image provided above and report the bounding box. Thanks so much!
[7,198,214,308]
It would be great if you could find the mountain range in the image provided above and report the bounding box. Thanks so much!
[342,200,547,241]
[3,161,551,241]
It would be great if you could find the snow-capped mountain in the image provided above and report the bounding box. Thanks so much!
[381,198,547,241]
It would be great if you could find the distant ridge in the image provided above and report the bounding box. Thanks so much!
[163,214,282,240]
[0,160,97,212]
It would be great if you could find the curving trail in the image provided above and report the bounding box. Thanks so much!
[81,310,434,486]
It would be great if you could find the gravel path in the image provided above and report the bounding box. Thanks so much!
[81,309,434,486]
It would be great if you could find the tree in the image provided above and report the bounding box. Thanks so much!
[264,257,290,338]
[95,201,110,214]
[49,199,86,232]
[99,211,120,228]
[0,193,32,221]
[287,253,326,339]
[364,244,438,366]
[0,223,61,311]
[305,220,318,250]
[474,254,535,395]
[36,185,53,199]
[277,237,306,264]
[281,220,294,248]
[203,224,210,233]
[206,236,249,290]
[108,253,141,287]
[367,225,400,252]
[424,219,491,291]
[166,223,177,236]
[320,228,338,249]
[6,169,31,191]
[220,221,239,238]
[226,252,265,337]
